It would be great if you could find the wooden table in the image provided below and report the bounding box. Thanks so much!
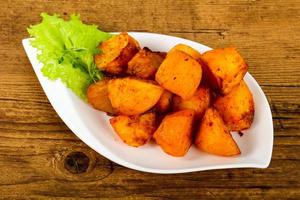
[1,0,299,199]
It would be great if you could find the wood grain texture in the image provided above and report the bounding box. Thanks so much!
[0,0,299,199]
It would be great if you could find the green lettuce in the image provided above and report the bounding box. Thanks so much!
[27,13,111,100]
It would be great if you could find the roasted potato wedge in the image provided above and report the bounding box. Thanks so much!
[153,110,195,157]
[127,47,166,79]
[155,90,173,113]
[87,79,116,114]
[107,78,164,115]
[155,50,202,99]
[173,86,211,119]
[200,47,248,94]
[195,108,241,156]
[110,112,156,147]
[169,44,202,60]
[95,32,140,74]
[214,80,254,131]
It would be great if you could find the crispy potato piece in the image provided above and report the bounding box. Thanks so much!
[95,32,140,74]
[127,47,166,79]
[87,79,116,114]
[153,110,194,157]
[107,78,164,115]
[169,44,202,60]
[155,50,202,99]
[195,108,240,156]
[214,80,254,131]
[110,112,156,147]
[200,47,248,94]
[173,86,211,119]
[155,90,173,113]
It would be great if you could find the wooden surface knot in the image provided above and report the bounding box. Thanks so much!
[64,151,90,174]
[52,149,113,182]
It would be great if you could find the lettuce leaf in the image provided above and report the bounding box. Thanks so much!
[27,13,111,100]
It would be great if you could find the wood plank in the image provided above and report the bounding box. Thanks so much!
[1,0,300,86]
[1,81,298,136]
[0,146,299,199]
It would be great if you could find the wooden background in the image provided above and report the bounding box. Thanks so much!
[0,0,299,199]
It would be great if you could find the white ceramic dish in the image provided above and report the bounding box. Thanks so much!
[22,32,273,174]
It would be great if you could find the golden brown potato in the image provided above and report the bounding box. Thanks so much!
[87,79,116,114]
[169,44,202,60]
[107,78,164,115]
[155,50,202,99]
[213,80,254,131]
[110,112,156,147]
[200,47,248,94]
[173,86,211,119]
[127,47,166,79]
[155,90,173,113]
[95,32,140,74]
[195,108,241,156]
[153,110,195,157]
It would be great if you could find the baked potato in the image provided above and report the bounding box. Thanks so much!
[169,44,202,60]
[173,86,211,119]
[155,50,202,99]
[110,112,156,147]
[155,90,173,113]
[214,80,254,131]
[87,79,116,114]
[200,47,248,94]
[95,32,140,74]
[195,108,241,156]
[127,47,166,79]
[153,109,195,157]
[107,77,164,115]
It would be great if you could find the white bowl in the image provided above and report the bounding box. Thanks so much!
[22,32,273,174]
